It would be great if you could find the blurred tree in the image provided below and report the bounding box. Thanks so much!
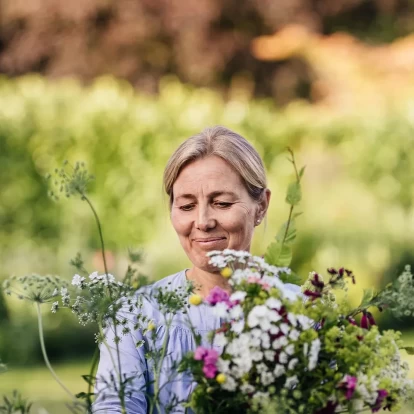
[0,0,413,104]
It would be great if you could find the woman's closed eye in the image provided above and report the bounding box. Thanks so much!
[213,201,233,209]
[179,204,195,211]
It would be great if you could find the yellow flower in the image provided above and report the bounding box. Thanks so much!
[147,321,156,331]
[216,373,227,384]
[221,267,233,278]
[189,294,203,306]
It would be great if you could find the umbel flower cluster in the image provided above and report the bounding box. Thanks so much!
[181,250,414,414]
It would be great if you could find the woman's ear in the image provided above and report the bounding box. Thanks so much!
[257,188,271,222]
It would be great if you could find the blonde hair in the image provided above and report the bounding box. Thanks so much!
[163,126,267,205]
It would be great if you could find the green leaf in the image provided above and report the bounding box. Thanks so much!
[276,219,297,246]
[286,182,302,206]
[359,288,374,308]
[81,374,95,386]
[279,270,302,286]
[299,166,306,179]
[265,242,292,267]
[402,347,414,355]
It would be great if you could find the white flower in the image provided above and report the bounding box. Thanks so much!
[231,320,244,334]
[289,329,300,341]
[60,287,68,296]
[247,305,281,331]
[308,338,321,371]
[287,313,297,325]
[230,291,247,302]
[217,358,230,373]
[265,298,282,310]
[261,332,271,349]
[288,358,298,370]
[214,332,228,347]
[256,363,268,374]
[285,344,295,356]
[285,375,299,388]
[251,350,264,362]
[102,273,115,286]
[264,350,275,361]
[279,351,288,364]
[221,375,237,391]
[232,357,252,376]
[213,302,229,318]
[229,304,243,319]
[269,325,280,335]
[240,383,255,394]
[297,314,314,330]
[280,323,290,335]
[72,274,85,287]
[89,271,99,280]
[273,364,286,378]
[51,301,59,313]
[272,336,288,350]
[52,288,58,296]
[261,371,274,386]
[303,343,309,356]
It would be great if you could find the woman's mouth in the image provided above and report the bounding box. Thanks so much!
[193,237,227,249]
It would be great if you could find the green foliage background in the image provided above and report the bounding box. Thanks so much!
[0,74,414,367]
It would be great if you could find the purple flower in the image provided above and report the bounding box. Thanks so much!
[372,389,388,412]
[337,375,357,400]
[193,346,219,379]
[205,286,230,305]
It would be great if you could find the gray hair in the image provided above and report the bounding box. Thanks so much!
[163,126,267,205]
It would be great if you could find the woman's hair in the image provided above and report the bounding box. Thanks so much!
[163,125,267,205]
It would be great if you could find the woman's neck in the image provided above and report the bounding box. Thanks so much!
[185,267,231,298]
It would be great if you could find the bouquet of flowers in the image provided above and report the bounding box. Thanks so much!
[182,250,414,414]
[1,157,414,414]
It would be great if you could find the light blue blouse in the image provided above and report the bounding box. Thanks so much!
[93,270,300,414]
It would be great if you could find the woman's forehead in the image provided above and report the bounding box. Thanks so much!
[173,157,245,198]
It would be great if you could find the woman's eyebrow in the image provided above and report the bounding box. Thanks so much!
[174,191,237,201]
[208,191,237,198]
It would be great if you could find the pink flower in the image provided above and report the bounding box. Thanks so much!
[247,276,270,290]
[194,346,209,361]
[205,286,230,305]
[372,389,388,412]
[337,375,357,400]
[193,346,219,379]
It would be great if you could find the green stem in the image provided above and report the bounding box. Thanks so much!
[36,303,74,400]
[149,320,171,414]
[80,193,126,413]
[81,195,109,278]
[86,348,99,412]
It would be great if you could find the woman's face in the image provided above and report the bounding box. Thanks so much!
[171,156,270,272]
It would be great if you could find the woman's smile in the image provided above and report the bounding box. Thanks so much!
[193,236,227,249]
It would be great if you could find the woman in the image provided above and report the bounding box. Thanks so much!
[93,126,300,413]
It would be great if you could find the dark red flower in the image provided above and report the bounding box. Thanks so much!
[372,389,388,412]
[314,401,338,414]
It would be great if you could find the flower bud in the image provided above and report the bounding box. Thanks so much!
[189,294,203,306]
[221,267,233,278]
[360,313,369,329]
[216,373,226,384]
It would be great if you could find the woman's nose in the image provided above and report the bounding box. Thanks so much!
[195,206,216,231]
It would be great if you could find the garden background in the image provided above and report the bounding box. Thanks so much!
[1,0,414,412]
